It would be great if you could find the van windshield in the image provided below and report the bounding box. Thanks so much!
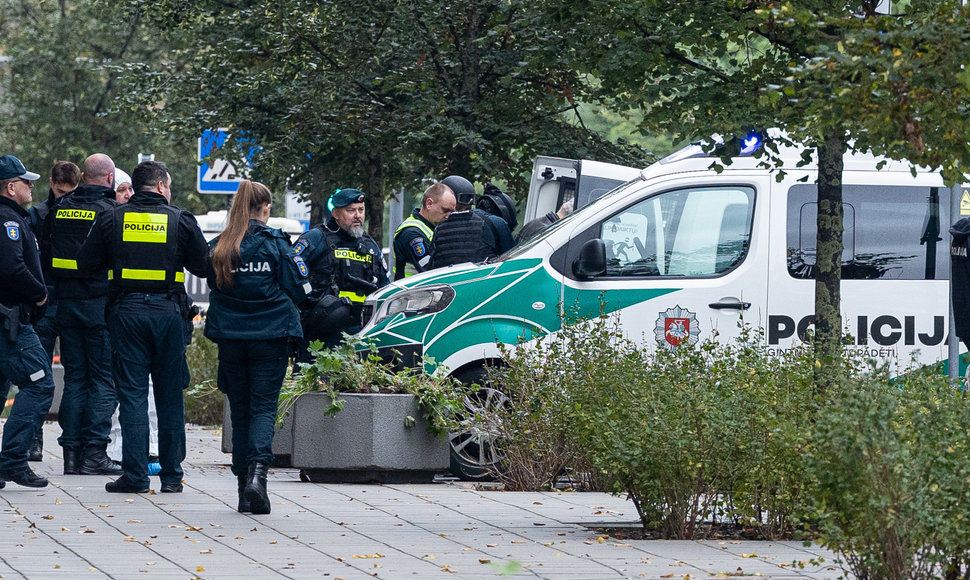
[500,179,644,261]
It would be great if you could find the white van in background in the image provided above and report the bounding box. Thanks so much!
[358,134,969,479]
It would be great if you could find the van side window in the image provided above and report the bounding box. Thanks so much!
[598,186,755,277]
[787,185,949,280]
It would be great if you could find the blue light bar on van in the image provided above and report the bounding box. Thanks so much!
[740,133,762,155]
[660,131,764,165]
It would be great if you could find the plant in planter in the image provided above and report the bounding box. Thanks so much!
[278,335,467,483]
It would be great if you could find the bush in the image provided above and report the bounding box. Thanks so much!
[807,365,970,579]
[481,320,614,491]
[184,325,223,426]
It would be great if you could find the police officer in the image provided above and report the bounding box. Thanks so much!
[294,188,389,352]
[393,182,456,280]
[48,154,121,476]
[77,160,208,494]
[205,180,309,514]
[0,155,55,488]
[23,160,81,462]
[430,175,515,269]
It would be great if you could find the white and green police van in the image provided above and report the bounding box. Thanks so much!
[360,134,969,479]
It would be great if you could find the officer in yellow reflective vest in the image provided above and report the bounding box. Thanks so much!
[392,182,456,280]
[77,160,208,494]
[47,153,120,477]
[294,188,388,354]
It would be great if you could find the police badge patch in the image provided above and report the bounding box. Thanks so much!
[294,255,309,278]
[5,221,20,240]
[654,305,700,350]
[409,237,427,257]
[293,241,307,256]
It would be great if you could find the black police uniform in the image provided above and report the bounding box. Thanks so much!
[48,184,118,473]
[294,217,389,350]
[204,220,309,486]
[430,208,515,269]
[393,209,436,280]
[28,191,61,357]
[0,195,55,484]
[16,191,62,459]
[77,190,208,492]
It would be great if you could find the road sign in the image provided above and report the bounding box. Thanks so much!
[197,129,253,194]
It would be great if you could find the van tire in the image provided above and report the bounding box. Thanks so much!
[448,365,508,481]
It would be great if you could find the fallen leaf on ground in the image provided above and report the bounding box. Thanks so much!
[352,554,384,559]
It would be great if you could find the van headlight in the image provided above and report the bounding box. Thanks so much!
[372,284,456,325]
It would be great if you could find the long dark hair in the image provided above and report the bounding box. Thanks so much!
[211,180,271,289]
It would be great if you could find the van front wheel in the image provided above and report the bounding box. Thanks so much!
[448,365,507,481]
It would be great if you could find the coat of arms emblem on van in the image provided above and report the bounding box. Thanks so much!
[655,306,700,350]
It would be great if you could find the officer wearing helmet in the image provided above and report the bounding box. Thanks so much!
[293,188,388,354]
[429,175,515,269]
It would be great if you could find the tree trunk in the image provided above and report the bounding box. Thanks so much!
[360,154,385,246]
[813,130,847,397]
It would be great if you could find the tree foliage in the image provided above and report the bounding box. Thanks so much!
[0,0,214,212]
[547,0,970,393]
[121,0,652,242]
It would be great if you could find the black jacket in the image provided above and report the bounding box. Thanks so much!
[951,217,970,340]
[0,196,47,309]
[204,220,309,341]
[76,191,208,295]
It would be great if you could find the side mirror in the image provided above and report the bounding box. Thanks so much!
[572,239,606,279]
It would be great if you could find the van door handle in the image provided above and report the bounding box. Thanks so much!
[709,300,751,310]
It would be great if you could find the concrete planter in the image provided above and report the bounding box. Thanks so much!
[221,396,294,467]
[290,392,449,483]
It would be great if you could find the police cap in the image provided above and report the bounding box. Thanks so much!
[0,155,40,181]
[330,188,366,209]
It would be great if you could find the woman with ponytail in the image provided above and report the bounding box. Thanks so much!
[204,180,310,514]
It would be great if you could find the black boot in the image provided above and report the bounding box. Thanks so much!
[63,447,80,475]
[237,475,251,513]
[244,462,270,515]
[79,445,123,476]
[28,433,43,462]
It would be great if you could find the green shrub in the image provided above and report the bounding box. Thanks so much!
[184,326,223,426]
[481,320,615,491]
[807,365,970,579]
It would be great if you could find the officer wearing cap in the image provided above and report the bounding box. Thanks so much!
[0,155,55,488]
[293,188,388,354]
[392,182,456,280]
[48,154,122,477]
[76,160,208,494]
[430,175,515,269]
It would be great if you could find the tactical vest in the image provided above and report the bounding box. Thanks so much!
[322,228,381,306]
[110,204,185,292]
[394,214,435,279]
[50,197,114,279]
[430,211,491,268]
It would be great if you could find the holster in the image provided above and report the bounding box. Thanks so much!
[0,303,21,343]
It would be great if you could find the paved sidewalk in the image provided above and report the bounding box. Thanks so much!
[0,423,846,579]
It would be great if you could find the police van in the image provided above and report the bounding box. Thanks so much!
[358,134,969,478]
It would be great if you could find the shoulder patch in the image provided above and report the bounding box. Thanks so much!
[293,240,308,256]
[409,236,427,258]
[5,221,20,241]
[293,255,309,278]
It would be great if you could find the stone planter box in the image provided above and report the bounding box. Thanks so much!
[221,396,294,467]
[290,392,449,483]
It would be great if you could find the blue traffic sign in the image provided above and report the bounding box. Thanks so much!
[197,129,255,194]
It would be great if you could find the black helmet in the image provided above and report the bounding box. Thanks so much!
[441,175,476,205]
